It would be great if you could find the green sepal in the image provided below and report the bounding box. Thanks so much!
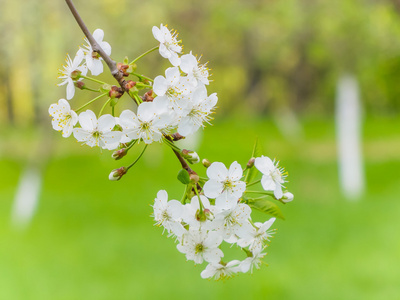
[246,198,285,220]
[123,56,129,64]
[177,169,190,185]
[110,98,119,107]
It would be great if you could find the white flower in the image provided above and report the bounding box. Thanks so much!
[153,190,186,237]
[180,52,209,87]
[57,52,87,100]
[213,203,252,240]
[177,85,217,137]
[118,102,172,144]
[152,24,182,66]
[177,229,224,264]
[237,218,276,251]
[81,29,112,76]
[203,161,246,209]
[153,67,192,114]
[254,156,287,199]
[73,110,122,150]
[239,248,267,273]
[201,260,241,280]
[182,195,216,231]
[49,99,78,137]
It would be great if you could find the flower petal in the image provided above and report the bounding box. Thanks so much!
[207,162,228,181]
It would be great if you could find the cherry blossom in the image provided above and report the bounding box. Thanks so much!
[240,248,267,273]
[177,229,224,264]
[201,260,241,280]
[152,24,182,66]
[203,161,246,209]
[57,52,87,100]
[177,85,217,137]
[254,156,287,199]
[153,67,192,114]
[237,218,276,251]
[81,29,112,76]
[153,190,186,237]
[73,110,121,150]
[118,101,172,144]
[213,203,252,240]
[48,99,78,137]
[180,52,210,87]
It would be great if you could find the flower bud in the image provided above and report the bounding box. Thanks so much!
[108,167,127,181]
[202,159,211,168]
[247,157,255,168]
[189,173,199,183]
[117,62,130,77]
[281,192,294,203]
[125,80,139,98]
[112,148,127,160]
[181,149,200,164]
[142,90,155,102]
[109,86,124,99]
[204,208,214,221]
[125,80,136,90]
[75,81,85,90]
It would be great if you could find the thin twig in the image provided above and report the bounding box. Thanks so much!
[173,149,192,173]
[65,0,192,176]
[65,0,132,98]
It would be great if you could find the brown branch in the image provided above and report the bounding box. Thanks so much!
[65,0,194,176]
[173,149,192,173]
[65,0,134,101]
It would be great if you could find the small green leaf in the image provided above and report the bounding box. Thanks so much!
[177,169,190,185]
[247,198,285,220]
[246,138,263,183]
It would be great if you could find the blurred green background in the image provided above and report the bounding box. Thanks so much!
[1,0,400,299]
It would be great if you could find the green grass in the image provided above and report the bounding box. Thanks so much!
[0,117,400,299]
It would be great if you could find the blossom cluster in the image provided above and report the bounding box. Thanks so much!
[49,25,216,151]
[153,157,293,280]
[51,21,294,280]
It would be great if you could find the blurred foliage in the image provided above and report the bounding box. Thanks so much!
[1,0,400,125]
[1,118,400,299]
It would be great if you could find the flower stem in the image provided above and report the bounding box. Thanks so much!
[129,46,159,65]
[194,184,204,214]
[163,137,181,152]
[80,75,107,85]
[132,73,154,82]
[75,92,108,113]
[126,144,148,171]
[133,94,143,105]
[245,190,275,197]
[247,179,261,188]
[126,139,138,151]
[180,186,188,204]
[98,97,112,118]
[82,86,101,93]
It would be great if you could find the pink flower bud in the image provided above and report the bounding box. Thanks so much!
[247,157,255,168]
[108,167,127,181]
[112,148,127,160]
